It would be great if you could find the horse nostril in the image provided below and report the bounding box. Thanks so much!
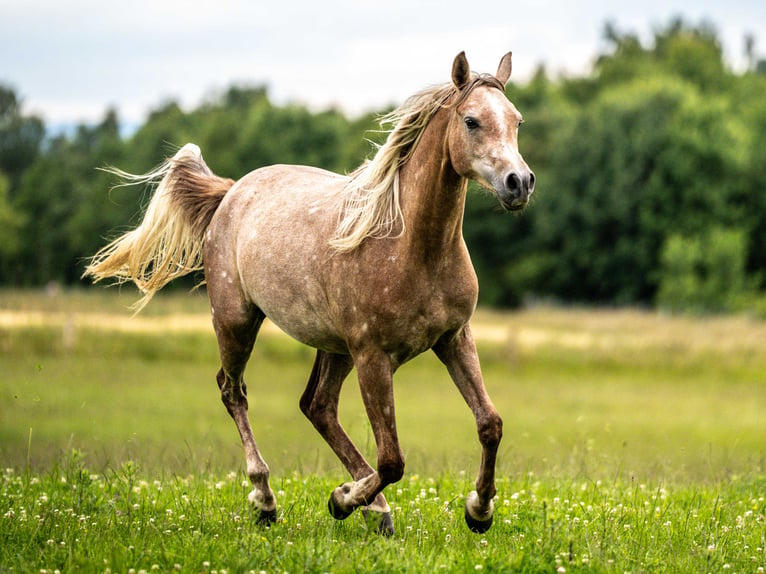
[506,173,521,194]
[528,171,535,193]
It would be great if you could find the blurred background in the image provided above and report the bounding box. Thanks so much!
[2,0,766,313]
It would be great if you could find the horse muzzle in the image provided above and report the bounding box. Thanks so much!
[498,170,535,212]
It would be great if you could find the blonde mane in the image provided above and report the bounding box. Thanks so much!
[329,84,453,252]
[329,74,504,252]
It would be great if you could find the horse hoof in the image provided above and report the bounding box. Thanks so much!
[464,506,493,533]
[376,512,395,536]
[256,507,277,526]
[362,508,395,536]
[328,489,353,521]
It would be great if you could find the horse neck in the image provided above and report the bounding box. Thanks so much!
[398,108,467,258]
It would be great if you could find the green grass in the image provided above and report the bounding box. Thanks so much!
[2,454,764,572]
[1,289,766,571]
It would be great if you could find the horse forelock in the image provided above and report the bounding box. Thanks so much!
[453,74,505,106]
[329,74,505,252]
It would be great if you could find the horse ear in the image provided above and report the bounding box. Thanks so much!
[452,51,471,90]
[496,52,513,85]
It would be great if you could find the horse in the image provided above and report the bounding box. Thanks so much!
[85,51,535,535]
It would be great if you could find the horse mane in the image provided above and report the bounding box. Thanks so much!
[329,73,504,252]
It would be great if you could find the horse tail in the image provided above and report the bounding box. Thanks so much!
[83,143,234,312]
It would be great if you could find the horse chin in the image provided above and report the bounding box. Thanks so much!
[499,198,528,212]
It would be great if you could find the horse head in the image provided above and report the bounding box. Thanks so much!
[447,51,535,211]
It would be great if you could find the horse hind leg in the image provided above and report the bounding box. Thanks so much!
[213,305,276,524]
[300,350,394,535]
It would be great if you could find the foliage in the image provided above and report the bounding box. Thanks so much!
[656,227,759,314]
[2,18,766,312]
[528,76,743,304]
[0,171,23,258]
[0,86,44,185]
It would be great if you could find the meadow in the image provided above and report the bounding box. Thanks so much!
[1,289,765,572]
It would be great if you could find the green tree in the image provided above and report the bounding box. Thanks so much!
[731,71,766,286]
[531,75,742,304]
[595,19,728,93]
[657,227,756,313]
[11,110,127,284]
[126,102,191,174]
[0,85,44,189]
[0,171,22,257]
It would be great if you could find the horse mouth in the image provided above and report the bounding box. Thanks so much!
[500,198,528,212]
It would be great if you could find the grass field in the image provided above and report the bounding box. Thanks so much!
[1,289,765,572]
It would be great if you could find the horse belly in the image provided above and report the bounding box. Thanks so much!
[267,311,348,355]
[229,177,347,354]
[243,260,343,353]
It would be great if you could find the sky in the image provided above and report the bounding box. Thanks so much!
[2,0,765,130]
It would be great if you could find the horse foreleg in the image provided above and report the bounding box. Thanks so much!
[325,351,403,529]
[300,351,394,534]
[434,325,502,533]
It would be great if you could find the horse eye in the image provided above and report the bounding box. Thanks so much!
[464,117,480,130]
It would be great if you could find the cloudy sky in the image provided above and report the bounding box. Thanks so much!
[2,0,765,129]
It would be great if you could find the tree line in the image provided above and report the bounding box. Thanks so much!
[2,19,766,313]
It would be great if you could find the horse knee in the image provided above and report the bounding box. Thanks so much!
[478,412,503,449]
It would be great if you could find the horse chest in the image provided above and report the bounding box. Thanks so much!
[340,251,478,360]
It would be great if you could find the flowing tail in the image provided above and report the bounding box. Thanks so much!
[83,144,234,312]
